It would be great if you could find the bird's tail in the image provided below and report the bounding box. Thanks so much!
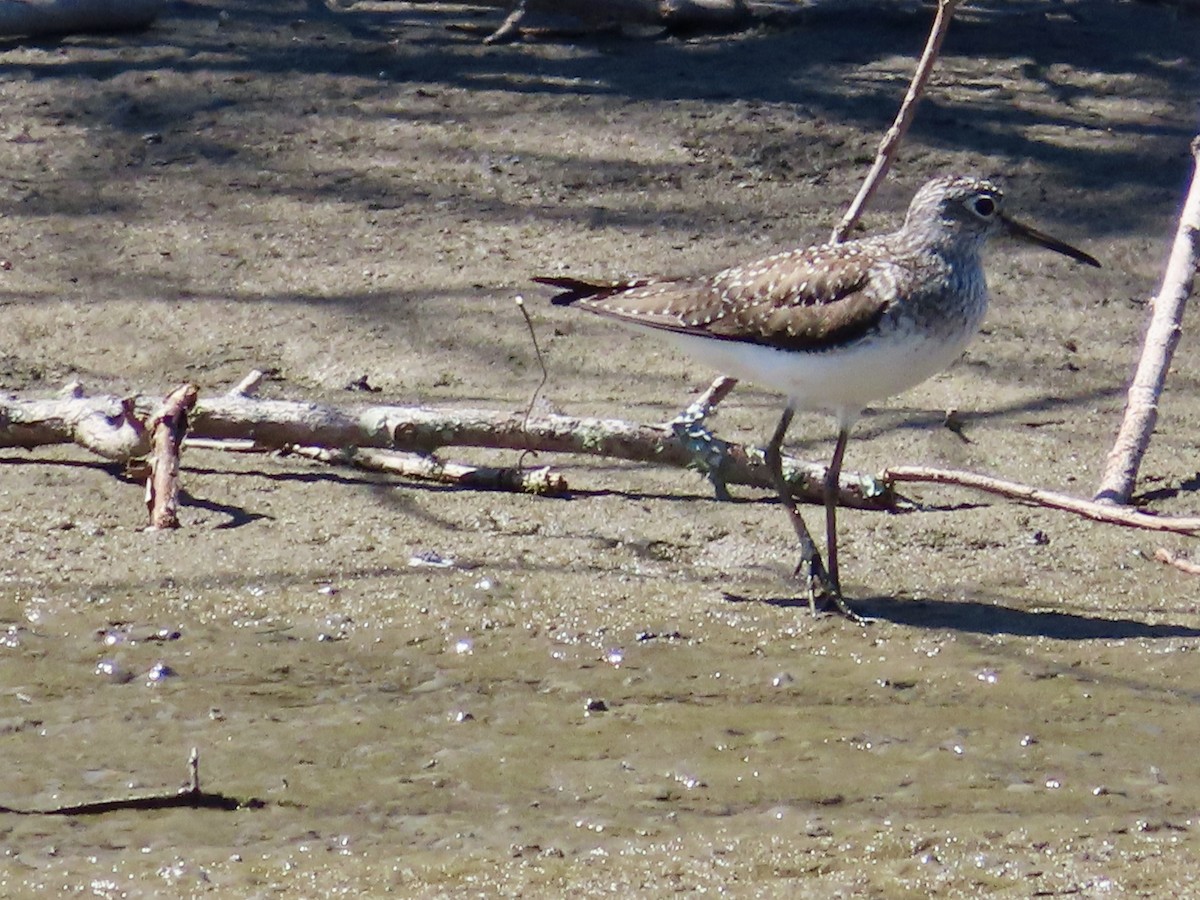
[533,275,659,306]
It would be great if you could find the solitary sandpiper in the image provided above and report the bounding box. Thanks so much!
[537,175,1100,618]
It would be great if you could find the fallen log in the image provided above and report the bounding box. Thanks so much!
[283,444,570,496]
[0,389,893,510]
[0,383,150,461]
[7,387,1200,539]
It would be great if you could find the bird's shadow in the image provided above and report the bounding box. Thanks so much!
[723,592,1200,640]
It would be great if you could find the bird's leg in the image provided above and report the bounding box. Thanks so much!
[820,428,866,622]
[823,428,848,595]
[763,407,830,614]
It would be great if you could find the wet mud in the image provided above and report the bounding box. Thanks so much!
[2,0,1200,894]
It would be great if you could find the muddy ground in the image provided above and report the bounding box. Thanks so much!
[2,0,1200,895]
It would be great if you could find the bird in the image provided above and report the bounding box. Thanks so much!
[536,174,1100,618]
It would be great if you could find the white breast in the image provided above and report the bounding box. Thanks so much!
[643,304,985,429]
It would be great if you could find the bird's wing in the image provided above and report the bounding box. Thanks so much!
[536,243,893,352]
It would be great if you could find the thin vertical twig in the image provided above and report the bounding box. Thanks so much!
[1094,135,1200,506]
[515,294,551,469]
[830,0,962,244]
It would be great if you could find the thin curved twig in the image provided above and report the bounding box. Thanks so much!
[1155,548,1200,576]
[887,464,1200,536]
[831,0,962,243]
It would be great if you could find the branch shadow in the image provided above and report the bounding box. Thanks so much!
[178,489,270,529]
[0,454,129,479]
[2,0,1196,240]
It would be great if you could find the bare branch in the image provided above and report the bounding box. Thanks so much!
[145,385,198,530]
[831,0,962,243]
[0,391,893,511]
[284,445,569,496]
[0,392,150,460]
[484,0,526,44]
[1094,135,1200,506]
[887,464,1200,536]
[11,387,1200,541]
[688,375,739,420]
[194,396,890,509]
[1155,547,1200,576]
[228,370,267,398]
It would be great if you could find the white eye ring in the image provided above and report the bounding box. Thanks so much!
[971,196,997,218]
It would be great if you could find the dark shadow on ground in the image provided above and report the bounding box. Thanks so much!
[724,591,1200,640]
[1137,472,1200,506]
[2,0,1196,237]
[179,489,271,528]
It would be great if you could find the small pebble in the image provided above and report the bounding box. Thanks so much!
[409,551,456,569]
[146,662,177,683]
[95,659,134,684]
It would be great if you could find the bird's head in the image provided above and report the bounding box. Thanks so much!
[904,174,1099,267]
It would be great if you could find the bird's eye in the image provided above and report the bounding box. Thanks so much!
[971,196,997,218]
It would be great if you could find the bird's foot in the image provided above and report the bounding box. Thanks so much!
[794,556,869,624]
[815,590,871,624]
